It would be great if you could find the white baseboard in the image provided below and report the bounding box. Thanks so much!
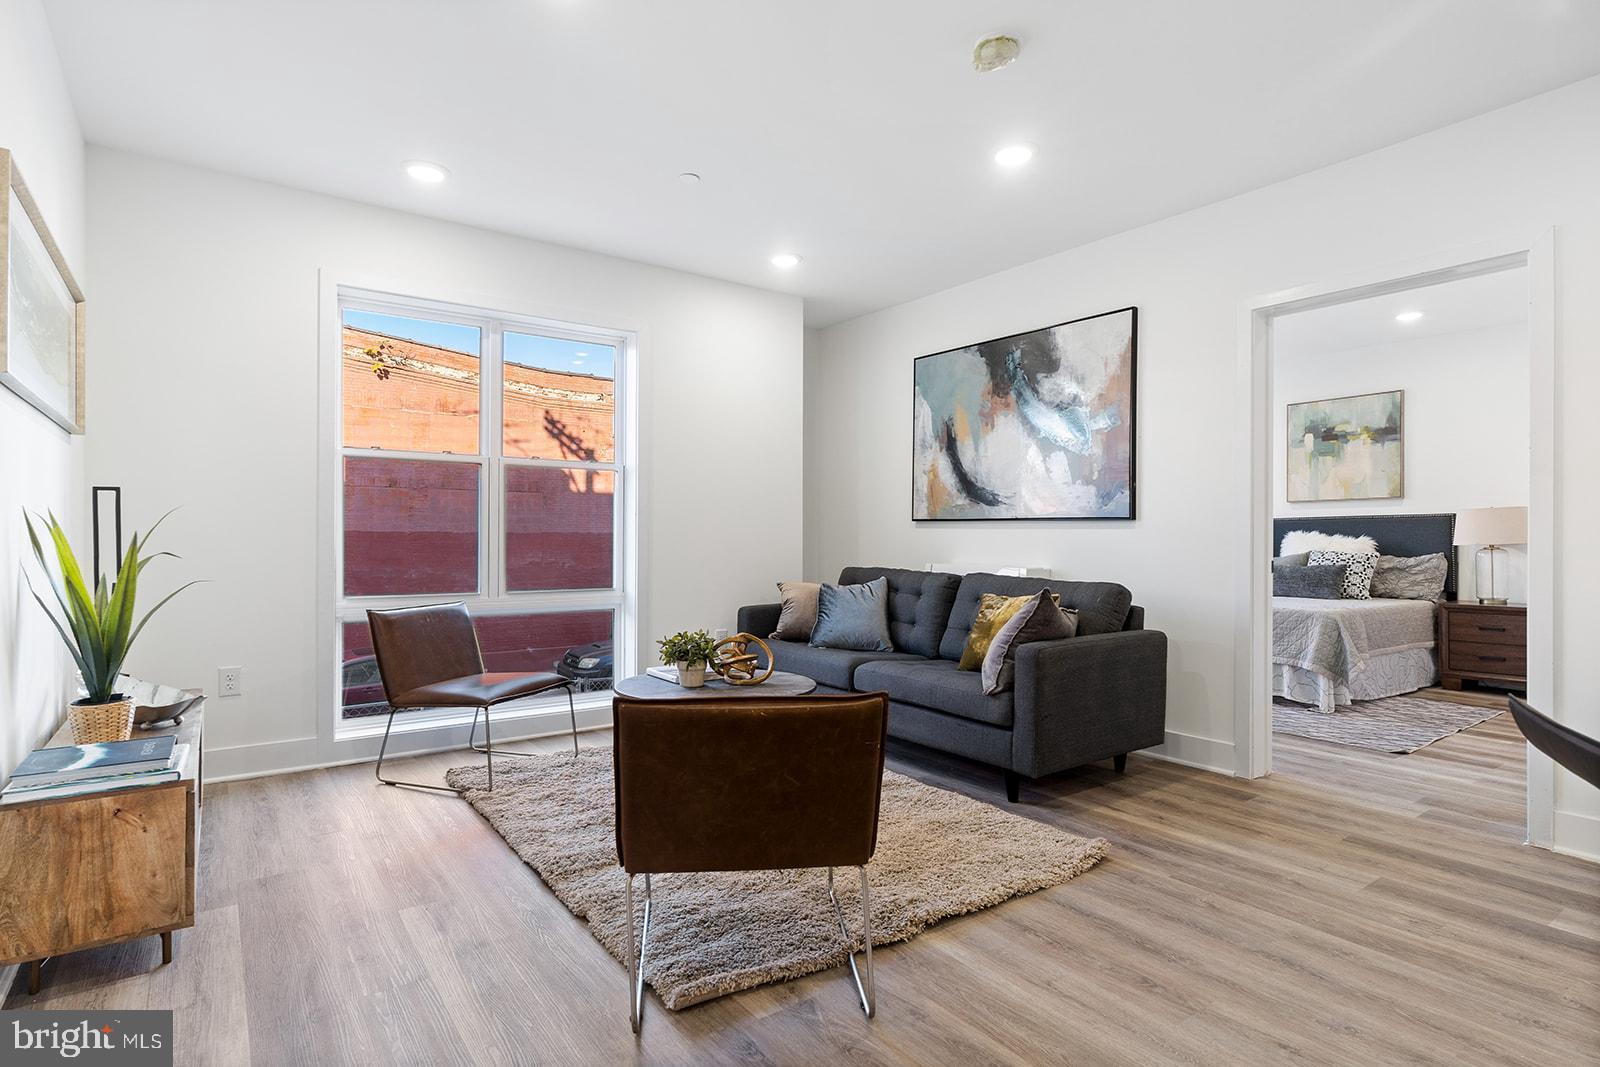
[1145,730,1236,775]
[205,704,615,782]
[1551,809,1600,864]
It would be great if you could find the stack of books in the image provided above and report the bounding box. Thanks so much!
[1,735,190,804]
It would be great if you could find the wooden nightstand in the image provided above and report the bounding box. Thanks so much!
[1438,601,1526,691]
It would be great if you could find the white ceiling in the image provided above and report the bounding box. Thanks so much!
[41,0,1600,326]
[1274,267,1529,359]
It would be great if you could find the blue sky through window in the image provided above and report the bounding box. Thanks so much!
[343,309,612,378]
[343,309,480,354]
[506,331,615,379]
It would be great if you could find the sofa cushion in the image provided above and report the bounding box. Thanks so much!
[764,640,923,691]
[939,573,1133,659]
[838,566,961,658]
[853,658,1015,728]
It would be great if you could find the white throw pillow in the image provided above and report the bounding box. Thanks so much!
[1307,549,1377,600]
[1280,530,1378,557]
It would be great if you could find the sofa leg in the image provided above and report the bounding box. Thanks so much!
[1003,769,1021,803]
[1113,753,1128,774]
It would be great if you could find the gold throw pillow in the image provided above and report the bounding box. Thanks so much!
[958,591,1060,671]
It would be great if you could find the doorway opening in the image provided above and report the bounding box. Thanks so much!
[1236,239,1555,845]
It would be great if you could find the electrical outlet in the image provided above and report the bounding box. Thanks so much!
[218,666,243,697]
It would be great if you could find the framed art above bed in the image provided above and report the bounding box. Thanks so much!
[1286,389,1402,502]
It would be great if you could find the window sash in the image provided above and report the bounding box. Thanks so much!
[336,295,628,607]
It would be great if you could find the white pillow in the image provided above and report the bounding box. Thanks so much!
[1280,530,1378,557]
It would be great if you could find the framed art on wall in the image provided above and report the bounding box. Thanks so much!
[913,306,1136,520]
[1,147,85,433]
[1285,389,1403,502]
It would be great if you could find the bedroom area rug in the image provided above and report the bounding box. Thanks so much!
[445,748,1108,1010]
[1273,693,1505,753]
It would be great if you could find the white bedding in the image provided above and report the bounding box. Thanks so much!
[1271,597,1438,713]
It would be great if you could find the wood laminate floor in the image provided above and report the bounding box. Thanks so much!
[7,707,1597,1066]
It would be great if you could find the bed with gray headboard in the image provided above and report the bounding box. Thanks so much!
[1271,512,1457,712]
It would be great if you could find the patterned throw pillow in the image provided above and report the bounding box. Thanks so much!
[1307,549,1377,600]
[1369,553,1449,601]
[980,591,1078,694]
[958,591,1061,671]
[770,581,820,641]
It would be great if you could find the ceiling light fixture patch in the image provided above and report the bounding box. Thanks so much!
[994,143,1036,168]
[770,252,802,269]
[404,160,450,184]
[973,34,1021,73]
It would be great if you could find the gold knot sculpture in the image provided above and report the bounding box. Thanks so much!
[709,632,776,686]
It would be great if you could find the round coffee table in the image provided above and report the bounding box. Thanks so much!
[613,670,817,700]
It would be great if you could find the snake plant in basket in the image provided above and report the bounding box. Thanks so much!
[23,510,200,744]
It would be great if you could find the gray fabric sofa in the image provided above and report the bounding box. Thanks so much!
[737,565,1167,802]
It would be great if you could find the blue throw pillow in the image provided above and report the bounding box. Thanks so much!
[810,577,894,652]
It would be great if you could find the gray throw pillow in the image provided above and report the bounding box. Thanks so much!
[770,580,821,641]
[810,577,894,652]
[1307,549,1377,600]
[1272,561,1348,599]
[1370,553,1449,600]
[980,590,1078,695]
[1273,552,1311,568]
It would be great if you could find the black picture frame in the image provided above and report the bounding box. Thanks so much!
[911,305,1138,522]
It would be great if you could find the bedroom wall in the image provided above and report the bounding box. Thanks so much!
[84,147,804,779]
[1272,322,1530,602]
[808,75,1600,860]
[0,0,86,783]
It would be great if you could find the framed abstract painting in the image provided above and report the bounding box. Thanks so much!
[913,306,1136,520]
[1285,389,1403,502]
[1,147,85,433]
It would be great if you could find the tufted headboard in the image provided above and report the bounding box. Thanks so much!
[1273,512,1458,599]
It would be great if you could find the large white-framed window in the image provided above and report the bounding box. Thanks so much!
[329,284,633,737]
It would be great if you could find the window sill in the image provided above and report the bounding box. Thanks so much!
[334,689,614,743]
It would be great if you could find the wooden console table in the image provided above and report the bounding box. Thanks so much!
[0,703,202,994]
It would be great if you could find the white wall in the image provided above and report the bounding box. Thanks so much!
[1273,322,1530,602]
[809,76,1600,859]
[84,147,803,778]
[0,0,86,781]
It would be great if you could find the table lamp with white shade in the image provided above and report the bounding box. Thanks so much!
[1453,506,1527,605]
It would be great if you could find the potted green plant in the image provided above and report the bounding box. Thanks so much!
[23,511,199,744]
[657,629,717,688]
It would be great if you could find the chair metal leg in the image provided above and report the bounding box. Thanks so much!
[375,704,463,794]
[625,872,653,1034]
[827,865,876,1018]
[567,684,580,757]
[467,684,581,761]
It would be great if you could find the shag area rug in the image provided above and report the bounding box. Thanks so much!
[1273,693,1504,753]
[445,748,1108,1009]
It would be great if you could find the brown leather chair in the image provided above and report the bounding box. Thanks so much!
[367,603,577,793]
[613,691,889,1031]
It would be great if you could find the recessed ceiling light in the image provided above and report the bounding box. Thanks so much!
[994,143,1036,168]
[677,171,702,185]
[404,160,449,184]
[1395,310,1424,323]
[770,252,802,269]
